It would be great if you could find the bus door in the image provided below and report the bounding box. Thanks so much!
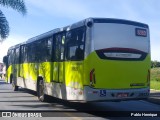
[53,33,65,84]
[11,49,16,82]
[12,47,20,83]
[19,45,26,79]
[65,27,85,90]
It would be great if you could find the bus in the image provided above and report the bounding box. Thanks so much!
[3,18,150,102]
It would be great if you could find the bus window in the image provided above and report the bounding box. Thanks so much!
[9,49,15,65]
[47,38,52,59]
[53,33,65,62]
[54,35,61,61]
[27,43,35,62]
[42,38,52,62]
[15,48,20,64]
[8,50,12,65]
[35,41,42,62]
[66,27,85,61]
[75,45,83,59]
[20,45,27,63]
[60,35,65,61]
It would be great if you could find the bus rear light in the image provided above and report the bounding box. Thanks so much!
[90,69,96,85]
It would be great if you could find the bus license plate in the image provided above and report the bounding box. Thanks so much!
[117,93,128,98]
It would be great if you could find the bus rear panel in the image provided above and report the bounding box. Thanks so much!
[83,18,150,101]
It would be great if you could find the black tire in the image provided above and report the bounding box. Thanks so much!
[37,79,47,102]
[10,74,13,84]
[11,76,18,91]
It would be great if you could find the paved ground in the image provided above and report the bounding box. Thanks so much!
[0,79,160,120]
[147,89,160,105]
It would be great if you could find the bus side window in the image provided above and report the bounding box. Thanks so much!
[75,45,83,60]
[53,34,65,62]
[10,50,15,64]
[27,43,36,62]
[66,27,85,61]
[8,50,12,66]
[23,45,27,63]
[15,47,20,64]
[35,40,42,62]
[37,37,52,62]
[46,38,52,61]
[20,46,24,63]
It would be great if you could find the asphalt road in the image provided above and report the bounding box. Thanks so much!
[0,79,160,120]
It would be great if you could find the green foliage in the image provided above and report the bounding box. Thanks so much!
[150,67,160,90]
[151,60,160,68]
[151,67,160,81]
[0,0,27,15]
[0,11,9,40]
[150,81,160,90]
[0,0,27,41]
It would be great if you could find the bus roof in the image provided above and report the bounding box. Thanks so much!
[92,18,149,28]
[26,28,60,44]
[8,17,149,50]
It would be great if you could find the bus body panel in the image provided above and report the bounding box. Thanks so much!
[39,62,52,83]
[53,62,59,82]
[84,52,150,89]
[6,65,12,83]
[65,61,84,89]
[83,86,149,101]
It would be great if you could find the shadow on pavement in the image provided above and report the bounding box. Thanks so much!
[1,79,160,119]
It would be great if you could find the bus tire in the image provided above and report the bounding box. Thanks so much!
[10,74,13,84]
[37,79,47,102]
[11,76,18,91]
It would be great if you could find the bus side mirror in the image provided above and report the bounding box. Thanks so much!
[3,55,8,64]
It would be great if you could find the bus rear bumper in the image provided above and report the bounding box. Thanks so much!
[83,86,150,102]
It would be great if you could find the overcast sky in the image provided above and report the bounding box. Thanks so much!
[0,0,160,62]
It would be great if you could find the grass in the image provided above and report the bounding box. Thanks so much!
[150,67,160,90]
[150,81,160,90]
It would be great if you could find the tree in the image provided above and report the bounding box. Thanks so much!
[151,60,160,68]
[0,0,27,42]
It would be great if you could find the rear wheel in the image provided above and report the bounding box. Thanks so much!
[11,76,18,91]
[37,79,47,102]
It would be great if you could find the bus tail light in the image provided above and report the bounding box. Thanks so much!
[90,69,96,85]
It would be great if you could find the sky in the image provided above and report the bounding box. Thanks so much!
[0,0,160,62]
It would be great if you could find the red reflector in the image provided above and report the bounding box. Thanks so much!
[117,93,128,98]
[90,69,95,82]
[93,91,98,94]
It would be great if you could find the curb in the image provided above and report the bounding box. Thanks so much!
[150,89,160,92]
[146,89,160,105]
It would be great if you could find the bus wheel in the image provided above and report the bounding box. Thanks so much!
[37,79,47,102]
[11,77,18,91]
